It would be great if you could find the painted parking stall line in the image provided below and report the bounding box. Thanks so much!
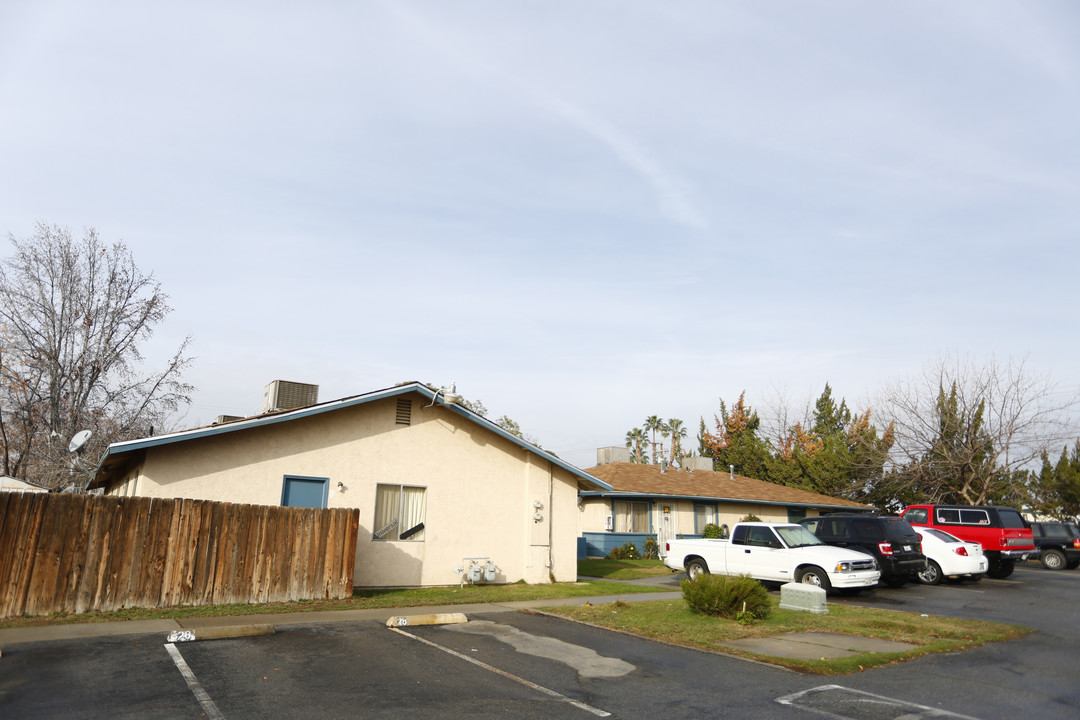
[389,627,611,718]
[777,684,979,719]
[164,642,225,719]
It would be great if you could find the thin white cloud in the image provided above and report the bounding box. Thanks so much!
[379,2,706,229]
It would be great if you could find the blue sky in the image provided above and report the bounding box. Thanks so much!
[2,1,1078,468]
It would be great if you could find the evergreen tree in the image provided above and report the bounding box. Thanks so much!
[812,383,851,437]
[697,417,713,463]
[701,392,772,482]
[1030,441,1080,521]
[767,385,895,506]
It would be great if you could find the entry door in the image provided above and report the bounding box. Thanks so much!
[281,476,328,508]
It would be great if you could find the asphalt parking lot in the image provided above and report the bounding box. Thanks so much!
[2,563,1077,720]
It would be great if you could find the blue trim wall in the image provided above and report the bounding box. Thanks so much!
[579,532,708,559]
[581,532,651,558]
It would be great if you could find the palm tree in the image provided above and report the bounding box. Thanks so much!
[643,415,664,464]
[667,418,687,466]
[624,427,648,463]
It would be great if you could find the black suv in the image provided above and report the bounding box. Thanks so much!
[1029,521,1080,570]
[800,514,926,587]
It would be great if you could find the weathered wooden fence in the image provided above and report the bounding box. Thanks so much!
[0,493,360,618]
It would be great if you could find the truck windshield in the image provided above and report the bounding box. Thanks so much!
[776,525,824,548]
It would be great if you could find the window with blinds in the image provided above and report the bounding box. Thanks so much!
[613,501,650,533]
[373,484,426,541]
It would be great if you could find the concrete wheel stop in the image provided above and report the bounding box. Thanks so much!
[385,612,468,628]
[166,624,276,642]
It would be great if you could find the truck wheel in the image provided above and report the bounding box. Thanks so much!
[916,560,943,586]
[795,566,831,592]
[987,559,1015,579]
[1041,549,1066,570]
[686,558,710,580]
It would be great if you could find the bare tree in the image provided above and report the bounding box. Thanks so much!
[757,383,813,451]
[0,223,194,488]
[876,355,1079,506]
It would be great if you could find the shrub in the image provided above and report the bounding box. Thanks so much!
[681,573,771,622]
[642,537,660,559]
[607,542,640,560]
[701,523,723,539]
[739,513,762,523]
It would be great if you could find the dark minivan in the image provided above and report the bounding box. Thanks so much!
[800,514,926,587]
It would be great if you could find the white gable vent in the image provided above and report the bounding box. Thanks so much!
[263,380,319,413]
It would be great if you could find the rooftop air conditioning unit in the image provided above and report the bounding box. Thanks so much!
[213,415,245,425]
[263,380,319,413]
[683,456,714,472]
[597,446,631,465]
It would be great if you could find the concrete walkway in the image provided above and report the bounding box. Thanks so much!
[0,583,682,649]
[0,573,909,661]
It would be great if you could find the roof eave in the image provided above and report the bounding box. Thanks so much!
[89,382,610,492]
[579,490,872,510]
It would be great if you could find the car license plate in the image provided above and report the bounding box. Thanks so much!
[903,545,912,552]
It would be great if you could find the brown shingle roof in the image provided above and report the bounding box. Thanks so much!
[584,463,872,510]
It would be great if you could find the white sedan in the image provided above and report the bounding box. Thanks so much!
[913,527,988,585]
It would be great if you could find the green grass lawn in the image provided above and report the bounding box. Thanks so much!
[541,596,1031,675]
[577,558,672,580]
[4,571,1031,678]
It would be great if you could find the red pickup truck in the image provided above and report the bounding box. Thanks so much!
[899,504,1034,579]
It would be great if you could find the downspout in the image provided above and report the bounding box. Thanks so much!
[548,462,555,579]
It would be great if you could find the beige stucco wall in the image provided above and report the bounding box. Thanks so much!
[108,396,582,587]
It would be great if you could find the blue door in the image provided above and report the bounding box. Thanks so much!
[281,476,328,508]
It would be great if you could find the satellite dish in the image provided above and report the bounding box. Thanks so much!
[68,430,92,454]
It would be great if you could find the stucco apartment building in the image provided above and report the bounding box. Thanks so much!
[578,447,873,556]
[89,381,610,588]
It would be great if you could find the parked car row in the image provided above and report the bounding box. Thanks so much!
[794,503,1076,589]
[668,504,1075,594]
[898,504,1034,579]
[798,514,925,587]
[911,526,987,585]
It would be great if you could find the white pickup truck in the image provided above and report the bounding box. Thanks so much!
[663,522,881,592]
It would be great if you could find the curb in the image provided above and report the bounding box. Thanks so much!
[385,612,468,628]
[166,624,276,643]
